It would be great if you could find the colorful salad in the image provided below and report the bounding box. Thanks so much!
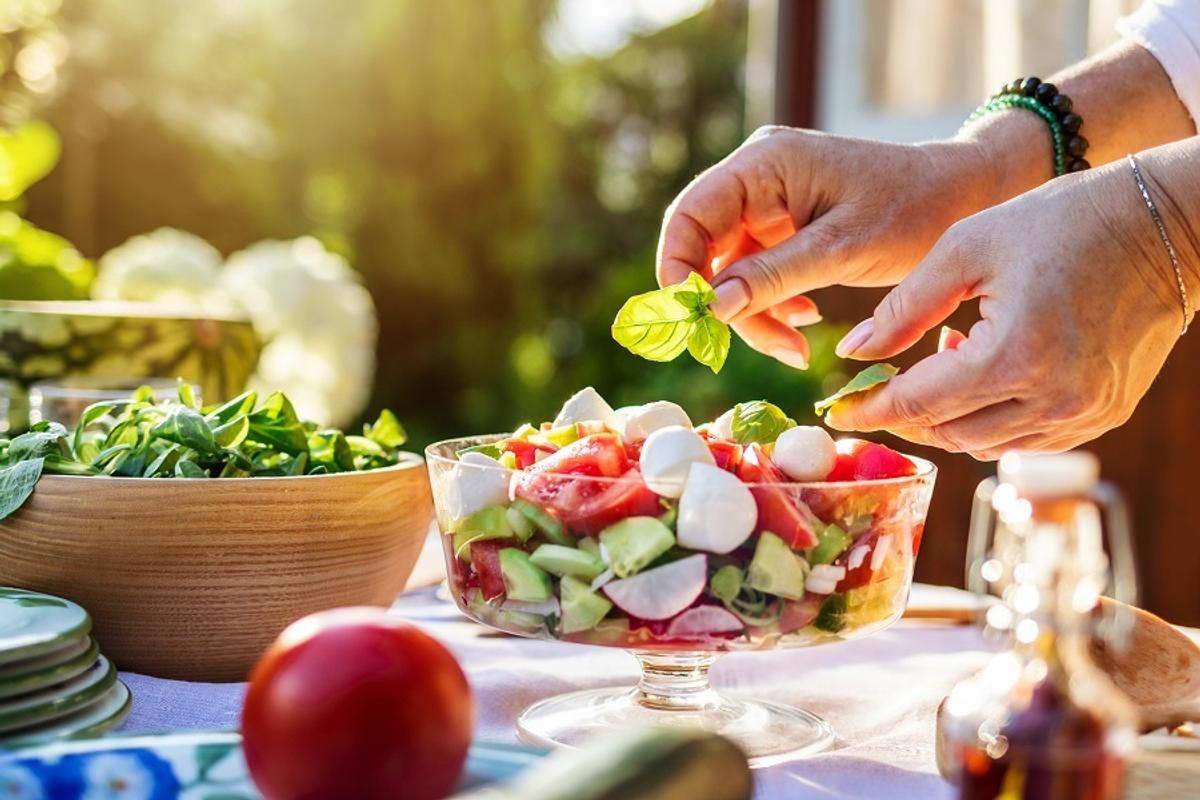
[427,388,935,650]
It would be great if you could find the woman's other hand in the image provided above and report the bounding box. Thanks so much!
[827,144,1200,460]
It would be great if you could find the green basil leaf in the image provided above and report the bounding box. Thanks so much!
[151,406,216,454]
[687,315,731,374]
[0,458,43,520]
[813,363,900,416]
[363,409,407,448]
[175,460,208,478]
[613,272,730,371]
[730,400,796,445]
[131,385,156,404]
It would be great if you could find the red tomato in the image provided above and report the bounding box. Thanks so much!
[242,608,472,800]
[499,438,553,469]
[834,529,901,591]
[736,445,819,549]
[470,540,507,600]
[852,442,916,480]
[912,522,925,557]
[520,433,628,479]
[707,440,744,472]
[562,469,662,535]
[824,453,856,482]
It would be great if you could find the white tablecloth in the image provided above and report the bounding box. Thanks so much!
[117,584,994,800]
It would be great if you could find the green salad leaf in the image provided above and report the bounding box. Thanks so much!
[0,384,410,520]
[0,458,44,519]
[612,272,731,373]
[813,363,899,417]
[730,401,796,445]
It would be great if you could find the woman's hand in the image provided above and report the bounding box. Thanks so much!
[826,152,1200,460]
[655,127,1006,368]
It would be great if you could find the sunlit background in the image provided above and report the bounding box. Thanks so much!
[12,0,1198,622]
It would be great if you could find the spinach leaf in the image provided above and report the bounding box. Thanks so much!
[813,364,900,417]
[612,272,731,372]
[246,392,309,455]
[730,401,796,445]
[309,430,355,473]
[152,406,216,453]
[0,458,43,520]
[72,401,117,457]
[175,461,208,478]
[7,422,70,462]
[363,409,407,448]
[205,390,257,425]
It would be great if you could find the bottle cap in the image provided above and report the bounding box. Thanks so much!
[998,451,1099,498]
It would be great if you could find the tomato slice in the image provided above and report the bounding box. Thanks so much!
[521,433,628,478]
[707,440,744,472]
[561,469,662,535]
[852,442,916,480]
[736,445,819,549]
[470,541,507,600]
[499,438,553,469]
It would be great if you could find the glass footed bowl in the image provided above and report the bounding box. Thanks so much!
[426,435,936,766]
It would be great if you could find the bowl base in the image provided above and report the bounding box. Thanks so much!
[516,686,835,768]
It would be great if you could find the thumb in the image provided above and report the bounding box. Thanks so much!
[708,213,851,322]
[836,237,984,360]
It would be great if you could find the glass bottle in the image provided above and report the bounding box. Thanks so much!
[941,452,1139,800]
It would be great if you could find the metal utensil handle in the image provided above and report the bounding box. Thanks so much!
[1092,481,1138,648]
[965,477,998,597]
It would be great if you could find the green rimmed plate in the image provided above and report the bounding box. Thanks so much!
[0,656,114,734]
[0,588,91,665]
[0,680,131,747]
[0,636,91,682]
[0,639,100,700]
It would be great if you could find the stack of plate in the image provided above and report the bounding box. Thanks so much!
[0,587,130,746]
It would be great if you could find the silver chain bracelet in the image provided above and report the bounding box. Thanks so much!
[1127,154,1191,335]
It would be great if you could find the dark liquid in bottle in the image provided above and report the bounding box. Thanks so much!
[956,680,1125,800]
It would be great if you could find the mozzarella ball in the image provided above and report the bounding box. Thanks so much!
[639,425,714,498]
[677,462,757,553]
[442,451,512,521]
[619,401,692,442]
[553,386,620,430]
[709,408,735,441]
[772,425,838,481]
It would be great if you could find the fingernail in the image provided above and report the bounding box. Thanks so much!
[786,309,823,327]
[836,319,874,358]
[710,279,750,321]
[768,346,808,370]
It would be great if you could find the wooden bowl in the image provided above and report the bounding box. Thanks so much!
[0,456,432,681]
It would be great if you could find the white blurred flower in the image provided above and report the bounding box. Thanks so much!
[92,228,232,313]
[0,764,44,800]
[81,753,153,800]
[222,237,377,427]
[92,230,377,427]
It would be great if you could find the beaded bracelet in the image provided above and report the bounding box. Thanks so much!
[963,77,1089,177]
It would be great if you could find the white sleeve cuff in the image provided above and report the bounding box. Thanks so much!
[1117,0,1200,126]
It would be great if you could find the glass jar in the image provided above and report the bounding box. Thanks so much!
[941,452,1138,799]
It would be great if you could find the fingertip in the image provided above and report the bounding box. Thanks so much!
[658,262,692,288]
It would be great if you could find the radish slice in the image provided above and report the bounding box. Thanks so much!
[665,605,744,637]
[603,554,707,620]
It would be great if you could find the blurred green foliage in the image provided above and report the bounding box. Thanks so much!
[19,0,837,444]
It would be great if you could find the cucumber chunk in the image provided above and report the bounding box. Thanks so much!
[511,498,572,546]
[598,516,675,578]
[500,548,553,602]
[807,523,852,565]
[745,531,808,599]
[451,506,515,559]
[530,544,606,581]
[560,575,613,634]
